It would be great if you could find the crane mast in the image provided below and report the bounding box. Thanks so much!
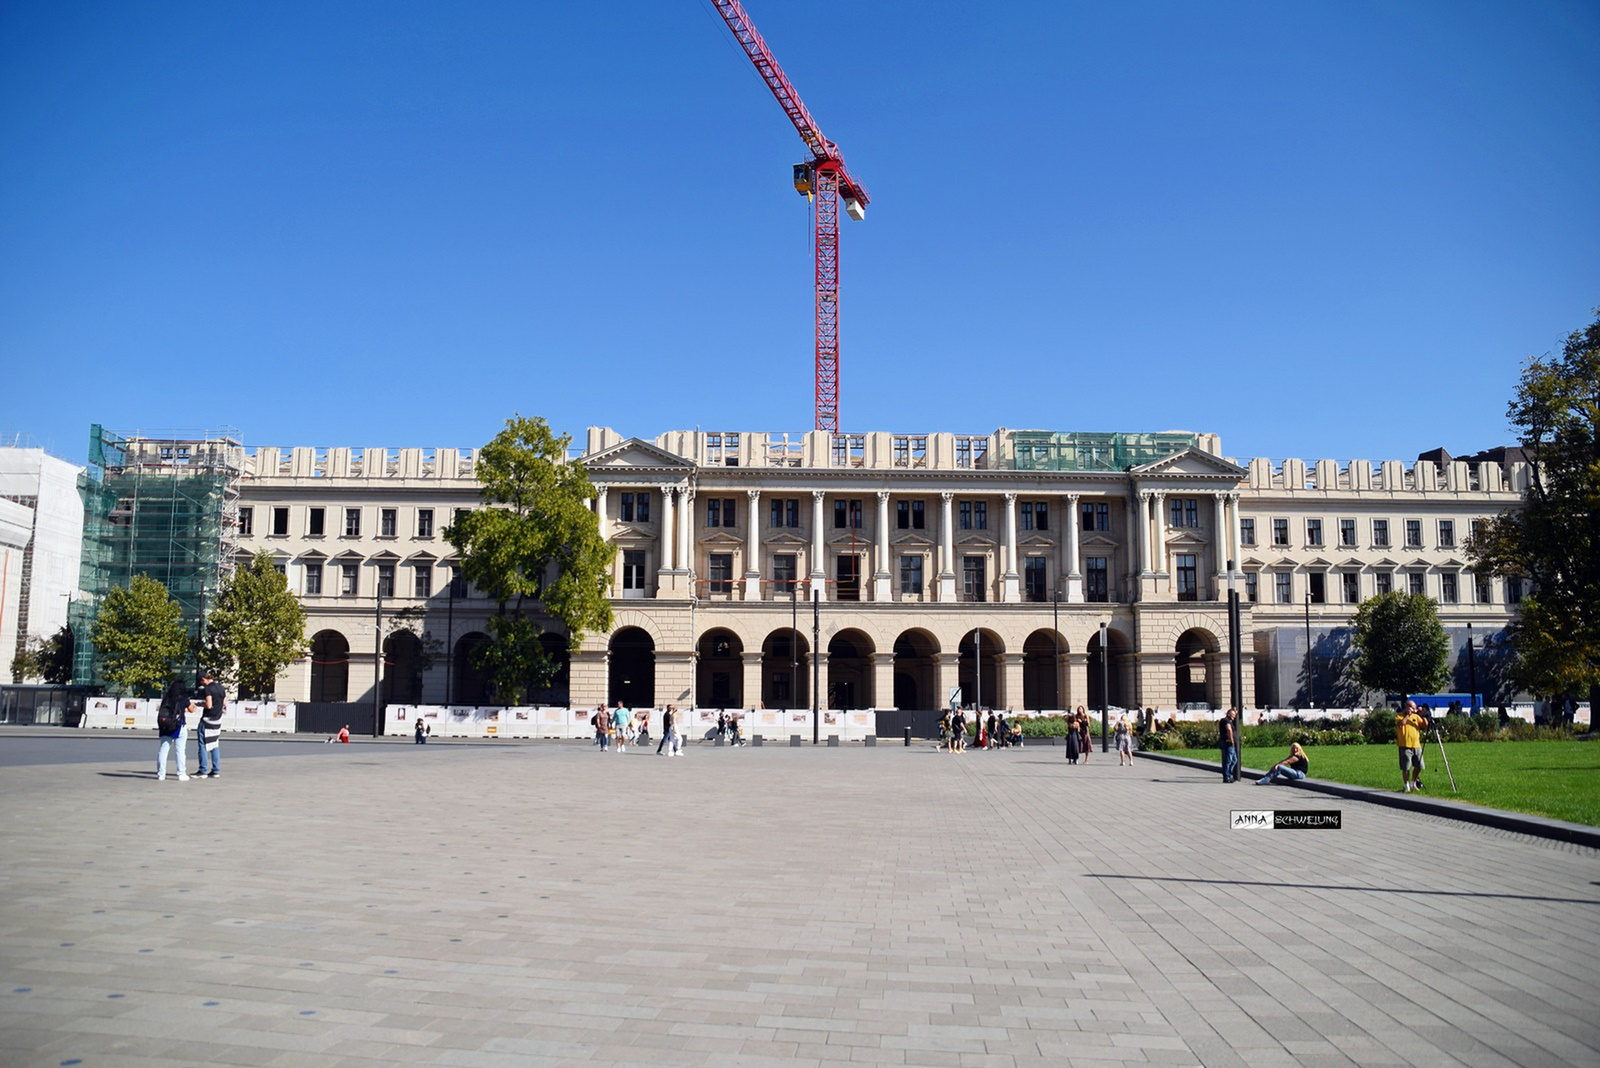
[712,0,869,434]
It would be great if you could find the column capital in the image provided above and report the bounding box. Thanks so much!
[1137,490,1153,503]
[1227,491,1241,504]
[877,489,891,502]
[1003,491,1017,504]
[812,489,826,502]
[1067,492,1081,504]
[747,488,761,502]
[940,491,955,503]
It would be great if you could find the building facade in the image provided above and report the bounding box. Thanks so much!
[0,446,86,681]
[224,427,1527,713]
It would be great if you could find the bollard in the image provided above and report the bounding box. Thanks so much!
[827,735,839,747]
[752,734,764,747]
[790,735,802,747]
[715,735,724,747]
[903,726,912,747]
[864,735,877,747]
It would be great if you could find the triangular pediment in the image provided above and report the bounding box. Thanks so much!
[405,550,437,564]
[891,532,935,549]
[370,550,401,562]
[1082,533,1118,549]
[1168,530,1207,546]
[586,438,696,473]
[1373,557,1399,568]
[1131,447,1247,480]
[1339,557,1363,568]
[1019,534,1055,550]
[1306,556,1332,568]
[296,549,327,561]
[954,533,996,550]
[1241,556,1266,568]
[766,532,808,548]
[701,531,742,548]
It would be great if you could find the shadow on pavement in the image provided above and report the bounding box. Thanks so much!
[1088,873,1600,906]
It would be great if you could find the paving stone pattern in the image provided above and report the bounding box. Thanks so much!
[1,737,1597,1067]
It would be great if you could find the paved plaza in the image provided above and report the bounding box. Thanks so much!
[1,733,1597,1068]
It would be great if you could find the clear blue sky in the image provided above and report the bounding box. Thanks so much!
[2,1,1596,466]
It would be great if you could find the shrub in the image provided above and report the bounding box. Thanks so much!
[1016,716,1072,738]
[1362,709,1397,744]
[1137,731,1172,751]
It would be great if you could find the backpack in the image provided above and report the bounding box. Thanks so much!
[157,706,179,736]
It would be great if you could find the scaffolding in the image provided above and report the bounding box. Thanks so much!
[72,425,244,686]
[1005,431,1199,472]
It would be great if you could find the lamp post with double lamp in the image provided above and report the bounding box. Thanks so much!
[791,583,799,711]
[372,562,386,738]
[1304,590,1314,711]
[1099,620,1109,748]
[1466,622,1479,715]
[811,586,820,744]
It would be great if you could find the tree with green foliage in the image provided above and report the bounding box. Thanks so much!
[1467,309,1600,713]
[205,550,311,697]
[91,574,190,695]
[11,623,75,683]
[1348,592,1450,700]
[447,415,614,703]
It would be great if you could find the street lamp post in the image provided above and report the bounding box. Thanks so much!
[444,570,455,705]
[1052,585,1061,712]
[1466,622,1479,715]
[791,584,799,710]
[811,587,820,744]
[1304,590,1313,711]
[1099,620,1109,749]
[373,578,383,738]
[1227,559,1243,714]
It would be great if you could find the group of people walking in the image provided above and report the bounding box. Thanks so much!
[938,708,1023,752]
[154,670,225,781]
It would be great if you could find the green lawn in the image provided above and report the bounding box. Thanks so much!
[1177,740,1600,827]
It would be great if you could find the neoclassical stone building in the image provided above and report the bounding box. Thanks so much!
[234,428,1527,713]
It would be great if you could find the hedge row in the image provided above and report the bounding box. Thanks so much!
[1139,711,1576,751]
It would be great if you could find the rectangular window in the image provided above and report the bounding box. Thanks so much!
[1240,518,1255,547]
[1084,557,1108,602]
[773,554,797,595]
[1275,572,1292,604]
[1506,577,1523,605]
[1408,572,1425,596]
[1176,553,1197,602]
[1082,502,1109,532]
[707,499,721,526]
[344,508,361,537]
[1245,572,1258,603]
[1306,519,1323,547]
[961,556,987,602]
[238,507,253,537]
[454,508,470,530]
[1376,571,1393,596]
[1438,520,1455,549]
[1342,571,1359,604]
[1405,520,1422,548]
[974,501,988,530]
[1373,519,1390,548]
[1339,519,1356,547]
[897,501,911,529]
[836,555,861,601]
[304,562,322,596]
[620,493,650,523]
[1170,498,1183,527]
[621,550,646,592]
[899,555,924,595]
[1273,519,1289,547]
[1475,575,1492,604]
[1020,502,1034,531]
[620,492,635,522]
[380,508,397,538]
[1019,501,1048,532]
[721,498,737,526]
[448,566,467,598]
[708,553,733,595]
[959,502,972,530]
[414,564,432,598]
[1186,498,1198,528]
[1441,571,1458,603]
[769,498,800,528]
[833,500,862,529]
[417,509,434,538]
[341,563,358,597]
[377,563,395,599]
[272,507,289,536]
[1024,557,1048,602]
[1471,518,1487,541]
[308,507,325,537]
[1308,572,1326,604]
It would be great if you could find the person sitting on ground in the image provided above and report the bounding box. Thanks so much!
[1008,718,1024,747]
[1257,742,1309,785]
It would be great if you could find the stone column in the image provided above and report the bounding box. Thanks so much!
[1153,491,1168,575]
[594,486,609,544]
[810,490,828,601]
[870,652,895,710]
[936,652,960,711]
[873,491,892,601]
[1136,492,1152,574]
[657,485,676,587]
[741,651,763,710]
[1001,651,1025,711]
[1065,492,1083,603]
[744,489,762,601]
[937,492,956,601]
[1213,493,1228,599]
[1001,492,1020,603]
[677,485,694,572]
[1228,492,1242,569]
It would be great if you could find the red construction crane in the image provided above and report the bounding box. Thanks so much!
[712,0,869,434]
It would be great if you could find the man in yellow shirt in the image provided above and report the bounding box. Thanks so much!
[1396,700,1428,792]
